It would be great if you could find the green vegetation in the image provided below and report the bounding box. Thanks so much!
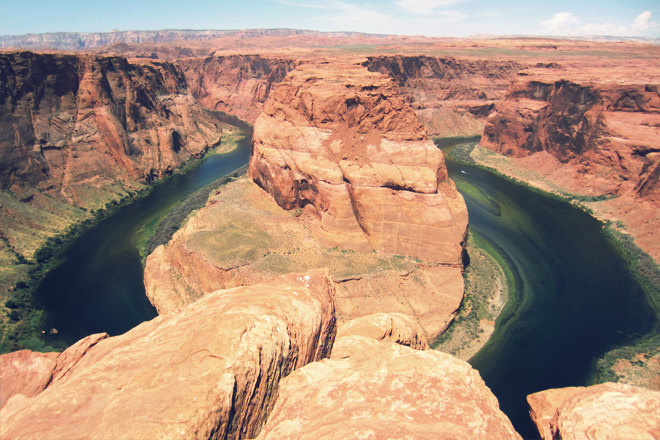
[432,232,511,358]
[137,165,249,262]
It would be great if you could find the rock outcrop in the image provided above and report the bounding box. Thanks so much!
[178,55,297,124]
[144,178,464,341]
[0,271,336,440]
[527,382,660,440]
[480,66,660,262]
[0,51,226,258]
[336,312,430,350]
[0,350,58,409]
[250,59,469,263]
[364,55,525,137]
[256,335,522,440]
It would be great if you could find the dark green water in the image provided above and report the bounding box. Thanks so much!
[442,146,656,438]
[36,114,252,346]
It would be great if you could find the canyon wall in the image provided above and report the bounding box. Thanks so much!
[363,55,525,137]
[0,51,225,258]
[480,65,660,262]
[177,55,297,123]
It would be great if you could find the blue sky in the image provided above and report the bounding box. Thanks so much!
[1,0,659,38]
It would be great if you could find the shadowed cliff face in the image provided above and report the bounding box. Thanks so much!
[0,51,225,258]
[363,55,526,137]
[177,55,298,123]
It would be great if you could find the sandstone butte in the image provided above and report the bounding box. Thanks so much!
[143,59,468,343]
[480,65,660,263]
[0,271,337,439]
[0,51,226,259]
[527,382,660,440]
[250,59,469,262]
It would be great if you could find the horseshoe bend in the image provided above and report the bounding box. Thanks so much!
[1,34,660,439]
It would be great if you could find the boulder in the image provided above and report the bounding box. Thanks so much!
[257,336,522,440]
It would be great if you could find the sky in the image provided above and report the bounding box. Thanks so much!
[1,0,659,39]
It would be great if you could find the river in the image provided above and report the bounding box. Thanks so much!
[441,142,656,438]
[36,113,252,346]
[35,128,654,439]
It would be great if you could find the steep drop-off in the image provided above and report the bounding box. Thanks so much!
[177,55,297,123]
[364,55,525,137]
[250,59,469,262]
[0,271,336,439]
[480,65,660,263]
[0,51,226,259]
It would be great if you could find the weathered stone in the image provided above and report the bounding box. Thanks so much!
[527,382,660,440]
[0,271,336,440]
[257,336,522,440]
[249,59,468,263]
[335,312,429,350]
[0,350,58,409]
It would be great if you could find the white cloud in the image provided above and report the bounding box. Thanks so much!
[578,22,628,36]
[632,11,659,33]
[540,12,581,34]
[396,0,465,16]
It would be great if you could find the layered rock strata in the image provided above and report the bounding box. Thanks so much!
[0,271,336,440]
[335,312,430,349]
[249,59,469,263]
[527,382,660,440]
[480,66,660,261]
[364,55,525,137]
[0,51,226,258]
[256,335,522,439]
[178,55,297,123]
[144,178,464,341]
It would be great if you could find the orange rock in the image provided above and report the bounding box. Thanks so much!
[0,271,336,440]
[257,336,522,440]
[0,350,58,409]
[250,59,468,263]
[527,383,660,440]
[335,312,430,350]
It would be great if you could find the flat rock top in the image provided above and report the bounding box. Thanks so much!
[528,382,660,440]
[258,336,522,440]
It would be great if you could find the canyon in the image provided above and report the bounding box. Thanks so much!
[1,32,659,439]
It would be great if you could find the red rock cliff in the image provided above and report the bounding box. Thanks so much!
[0,51,225,258]
[177,55,297,123]
[364,55,525,137]
[249,59,469,263]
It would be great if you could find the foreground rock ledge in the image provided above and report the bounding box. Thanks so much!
[0,271,336,440]
[249,58,469,263]
[527,382,660,440]
[257,335,522,440]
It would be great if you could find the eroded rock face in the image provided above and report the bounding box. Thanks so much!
[0,271,336,440]
[0,51,226,258]
[336,312,430,350]
[481,67,660,199]
[178,55,297,124]
[257,336,522,440]
[249,59,468,263]
[527,383,660,440]
[364,55,526,137]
